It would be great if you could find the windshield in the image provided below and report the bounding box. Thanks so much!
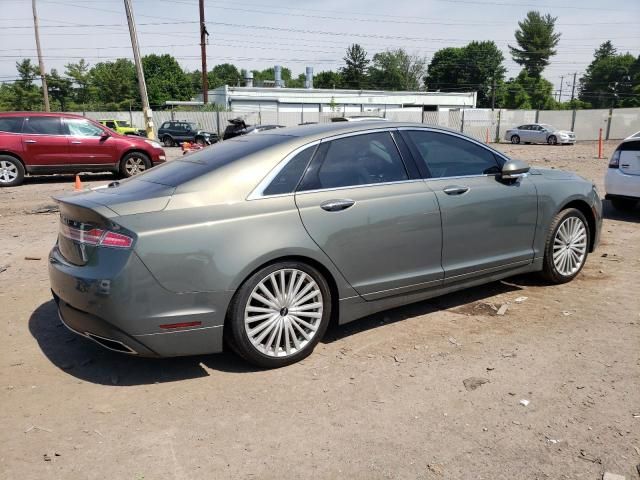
[188,122,199,130]
[116,120,131,127]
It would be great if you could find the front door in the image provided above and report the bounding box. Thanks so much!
[21,116,69,167]
[401,129,537,281]
[64,118,118,166]
[295,130,443,300]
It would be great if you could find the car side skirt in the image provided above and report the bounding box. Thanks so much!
[26,164,118,174]
[338,259,542,325]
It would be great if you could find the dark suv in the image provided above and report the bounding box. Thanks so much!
[157,121,217,147]
[0,112,166,187]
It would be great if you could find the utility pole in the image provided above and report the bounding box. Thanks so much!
[558,75,564,102]
[123,0,154,139]
[32,0,50,111]
[199,0,209,104]
[491,74,496,111]
[569,72,577,102]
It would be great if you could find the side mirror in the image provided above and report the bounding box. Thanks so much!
[501,159,530,180]
[100,131,111,140]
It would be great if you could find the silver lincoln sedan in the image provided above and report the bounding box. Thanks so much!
[49,122,601,368]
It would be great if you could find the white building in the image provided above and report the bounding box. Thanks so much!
[194,85,477,114]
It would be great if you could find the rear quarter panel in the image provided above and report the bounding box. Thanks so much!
[0,132,25,159]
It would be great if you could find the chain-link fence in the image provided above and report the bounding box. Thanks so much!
[73,108,640,142]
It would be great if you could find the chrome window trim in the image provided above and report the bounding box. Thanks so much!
[247,140,321,200]
[396,126,511,170]
[295,178,425,197]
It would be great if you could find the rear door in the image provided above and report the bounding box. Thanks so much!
[619,140,640,176]
[21,116,69,166]
[64,117,118,166]
[294,130,443,299]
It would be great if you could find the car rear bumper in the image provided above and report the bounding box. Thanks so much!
[48,245,232,357]
[605,168,640,199]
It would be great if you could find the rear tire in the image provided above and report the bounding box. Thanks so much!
[0,155,25,187]
[610,197,638,211]
[511,135,520,144]
[541,208,589,284]
[119,152,151,178]
[161,136,174,147]
[226,261,332,368]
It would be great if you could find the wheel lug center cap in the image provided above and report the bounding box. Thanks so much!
[279,307,288,317]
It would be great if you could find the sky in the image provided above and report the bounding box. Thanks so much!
[0,0,638,100]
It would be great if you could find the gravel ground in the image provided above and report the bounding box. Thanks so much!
[1,140,639,480]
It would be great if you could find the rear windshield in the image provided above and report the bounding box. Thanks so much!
[619,140,640,151]
[135,134,292,187]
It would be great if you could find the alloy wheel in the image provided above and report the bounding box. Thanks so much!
[125,156,147,176]
[552,216,587,276]
[244,268,323,358]
[0,160,18,184]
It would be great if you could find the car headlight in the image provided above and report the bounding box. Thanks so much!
[144,139,162,148]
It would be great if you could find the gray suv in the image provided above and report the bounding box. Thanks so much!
[49,122,601,368]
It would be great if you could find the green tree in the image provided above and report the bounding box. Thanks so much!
[369,49,427,90]
[0,83,17,111]
[65,59,94,107]
[11,59,41,110]
[90,59,137,109]
[313,70,343,89]
[579,43,638,108]
[209,63,242,88]
[498,71,555,109]
[142,54,191,106]
[425,41,506,107]
[509,11,561,78]
[341,44,370,89]
[252,66,294,87]
[46,69,73,111]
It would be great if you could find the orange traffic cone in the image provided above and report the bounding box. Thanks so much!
[74,174,83,191]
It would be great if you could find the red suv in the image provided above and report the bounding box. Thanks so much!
[0,112,166,187]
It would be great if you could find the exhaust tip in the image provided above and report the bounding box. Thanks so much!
[85,333,137,355]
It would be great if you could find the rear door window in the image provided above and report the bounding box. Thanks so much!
[0,117,25,133]
[299,132,408,190]
[404,130,501,178]
[23,116,63,135]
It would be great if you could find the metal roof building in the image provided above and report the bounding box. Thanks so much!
[195,85,477,114]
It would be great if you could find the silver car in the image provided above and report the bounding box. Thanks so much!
[49,122,601,368]
[505,123,576,145]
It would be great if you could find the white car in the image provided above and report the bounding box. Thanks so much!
[605,132,640,211]
[504,123,576,145]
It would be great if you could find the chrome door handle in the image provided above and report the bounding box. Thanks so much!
[71,141,82,144]
[443,186,469,195]
[443,185,470,195]
[24,139,37,144]
[320,199,355,212]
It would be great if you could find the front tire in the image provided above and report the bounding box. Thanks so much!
[0,156,25,187]
[511,135,520,144]
[610,197,638,211]
[227,262,332,368]
[548,135,558,145]
[541,208,589,284]
[119,152,151,178]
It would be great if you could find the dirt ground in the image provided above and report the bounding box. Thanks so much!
[1,140,638,480]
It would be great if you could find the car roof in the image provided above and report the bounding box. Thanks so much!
[0,112,88,119]
[623,131,640,141]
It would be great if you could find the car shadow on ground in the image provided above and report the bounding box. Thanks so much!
[28,300,261,386]
[23,173,115,185]
[30,278,531,386]
[602,199,639,223]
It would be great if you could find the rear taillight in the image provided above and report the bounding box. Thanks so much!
[60,223,133,248]
[609,149,620,168]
